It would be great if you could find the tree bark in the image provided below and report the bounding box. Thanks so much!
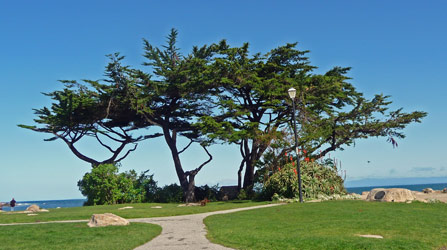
[185,174,196,202]
[161,125,213,203]
[162,127,192,201]
[241,138,269,191]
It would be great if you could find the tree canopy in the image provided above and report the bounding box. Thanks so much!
[199,42,426,191]
[20,29,427,199]
[19,54,162,166]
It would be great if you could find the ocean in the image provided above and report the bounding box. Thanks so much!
[346,183,447,194]
[0,199,85,212]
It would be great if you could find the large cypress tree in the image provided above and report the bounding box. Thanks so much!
[129,29,219,202]
[200,42,427,191]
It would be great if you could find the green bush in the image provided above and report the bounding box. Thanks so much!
[153,184,183,203]
[262,161,346,200]
[195,185,220,201]
[78,164,146,205]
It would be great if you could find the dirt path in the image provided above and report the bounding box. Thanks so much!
[131,203,283,250]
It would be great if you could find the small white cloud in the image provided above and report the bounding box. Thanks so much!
[411,167,436,172]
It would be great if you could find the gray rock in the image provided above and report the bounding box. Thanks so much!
[26,204,40,212]
[366,188,415,202]
[87,213,129,227]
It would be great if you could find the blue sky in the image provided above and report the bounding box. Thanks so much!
[1,1,446,201]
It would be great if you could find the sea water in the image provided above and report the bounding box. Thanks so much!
[0,199,85,212]
[346,183,447,194]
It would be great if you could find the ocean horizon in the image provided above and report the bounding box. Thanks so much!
[0,198,86,212]
[345,182,447,194]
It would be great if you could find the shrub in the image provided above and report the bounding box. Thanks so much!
[153,184,183,203]
[195,185,220,201]
[78,164,147,205]
[262,161,346,200]
[136,170,158,202]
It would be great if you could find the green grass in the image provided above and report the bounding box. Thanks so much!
[0,222,161,250]
[0,200,268,224]
[205,200,447,250]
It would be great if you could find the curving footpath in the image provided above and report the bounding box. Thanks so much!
[131,203,282,250]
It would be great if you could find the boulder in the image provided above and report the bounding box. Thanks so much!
[361,191,370,196]
[423,188,434,193]
[366,188,415,202]
[26,205,40,212]
[87,213,129,227]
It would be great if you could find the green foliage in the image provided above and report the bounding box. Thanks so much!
[262,161,346,200]
[21,29,427,198]
[130,29,220,202]
[77,164,146,205]
[137,170,159,202]
[194,184,220,201]
[19,54,157,166]
[152,184,184,203]
[199,40,427,191]
[237,189,248,200]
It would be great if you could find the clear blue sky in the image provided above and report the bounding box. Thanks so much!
[1,1,446,201]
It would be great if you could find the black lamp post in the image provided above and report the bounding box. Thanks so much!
[288,87,303,203]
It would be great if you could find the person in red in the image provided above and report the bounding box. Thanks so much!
[10,198,16,212]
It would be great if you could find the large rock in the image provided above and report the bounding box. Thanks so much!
[26,204,40,212]
[423,188,434,193]
[366,188,415,202]
[87,213,129,227]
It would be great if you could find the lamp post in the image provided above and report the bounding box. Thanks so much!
[288,87,303,203]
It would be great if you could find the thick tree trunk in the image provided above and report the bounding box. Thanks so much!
[162,127,193,202]
[242,159,255,190]
[185,174,196,203]
[241,139,269,191]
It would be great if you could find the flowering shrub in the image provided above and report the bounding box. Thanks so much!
[262,161,346,200]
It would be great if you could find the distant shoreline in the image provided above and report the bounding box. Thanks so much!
[346,182,447,194]
[0,199,85,212]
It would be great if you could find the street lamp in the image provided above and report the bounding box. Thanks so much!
[288,87,303,203]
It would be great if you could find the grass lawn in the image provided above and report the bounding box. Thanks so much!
[0,222,161,250]
[0,200,268,224]
[205,200,447,250]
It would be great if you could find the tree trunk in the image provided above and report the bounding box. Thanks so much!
[242,159,255,190]
[237,160,245,191]
[241,139,268,191]
[184,174,196,203]
[162,127,194,202]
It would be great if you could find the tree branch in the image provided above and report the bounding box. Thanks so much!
[115,143,138,162]
[178,139,194,154]
[185,145,213,176]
